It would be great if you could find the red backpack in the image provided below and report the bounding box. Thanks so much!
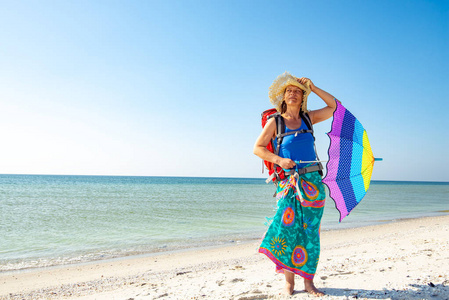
[261,109,282,181]
[261,109,321,183]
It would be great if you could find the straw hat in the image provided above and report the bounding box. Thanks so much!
[268,71,311,112]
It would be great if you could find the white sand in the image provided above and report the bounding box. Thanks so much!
[1,215,448,300]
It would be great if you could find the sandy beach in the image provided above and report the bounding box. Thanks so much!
[1,215,448,300]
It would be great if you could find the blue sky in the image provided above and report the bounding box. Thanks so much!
[0,0,448,181]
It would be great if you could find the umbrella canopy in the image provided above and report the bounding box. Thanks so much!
[322,100,379,222]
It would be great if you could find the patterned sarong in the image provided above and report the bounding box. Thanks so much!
[259,170,325,280]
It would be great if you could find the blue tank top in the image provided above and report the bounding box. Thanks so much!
[275,119,317,169]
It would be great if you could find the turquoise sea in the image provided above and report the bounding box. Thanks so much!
[0,174,448,272]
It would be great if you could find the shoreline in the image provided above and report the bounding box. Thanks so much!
[2,215,448,299]
[3,212,448,275]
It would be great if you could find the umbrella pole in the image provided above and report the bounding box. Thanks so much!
[298,158,383,164]
[297,160,328,164]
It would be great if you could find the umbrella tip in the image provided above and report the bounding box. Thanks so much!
[374,158,383,161]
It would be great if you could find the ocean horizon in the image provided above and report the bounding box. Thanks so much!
[3,173,449,183]
[1,174,448,272]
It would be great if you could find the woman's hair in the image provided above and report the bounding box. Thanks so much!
[280,101,287,114]
[280,101,303,114]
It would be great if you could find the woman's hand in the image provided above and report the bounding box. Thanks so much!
[278,158,296,170]
[295,76,337,125]
[297,77,316,92]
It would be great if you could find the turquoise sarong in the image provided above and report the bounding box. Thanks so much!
[259,170,325,280]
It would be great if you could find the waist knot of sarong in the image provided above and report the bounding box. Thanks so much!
[276,173,303,203]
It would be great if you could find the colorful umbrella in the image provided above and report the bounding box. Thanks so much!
[322,100,382,222]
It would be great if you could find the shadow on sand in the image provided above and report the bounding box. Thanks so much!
[310,282,448,299]
[235,283,447,299]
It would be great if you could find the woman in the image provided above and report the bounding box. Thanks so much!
[253,72,336,296]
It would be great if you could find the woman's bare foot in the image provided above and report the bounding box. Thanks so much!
[283,270,295,295]
[304,279,325,297]
[283,282,294,295]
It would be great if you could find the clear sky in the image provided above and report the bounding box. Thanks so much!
[0,0,448,181]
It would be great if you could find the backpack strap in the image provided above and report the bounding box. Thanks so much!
[300,111,324,176]
[273,112,312,149]
[300,112,314,139]
[266,112,285,156]
[277,129,313,139]
[274,114,285,181]
[274,115,284,156]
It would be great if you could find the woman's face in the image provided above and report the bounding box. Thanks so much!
[283,85,303,107]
